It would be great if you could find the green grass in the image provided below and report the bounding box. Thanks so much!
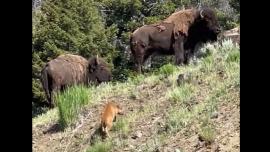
[55,85,91,129]
[112,117,130,136]
[33,108,58,127]
[158,63,178,77]
[164,40,239,136]
[33,40,240,151]
[86,140,112,152]
[166,83,195,104]
[226,49,240,63]
[166,107,194,133]
[198,125,216,144]
[128,74,145,85]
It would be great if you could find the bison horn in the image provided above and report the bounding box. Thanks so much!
[200,10,204,18]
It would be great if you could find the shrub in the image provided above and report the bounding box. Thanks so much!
[55,85,91,129]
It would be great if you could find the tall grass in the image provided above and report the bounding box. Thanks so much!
[158,63,178,77]
[55,85,91,129]
[167,83,195,103]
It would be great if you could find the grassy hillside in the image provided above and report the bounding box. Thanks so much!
[32,40,239,152]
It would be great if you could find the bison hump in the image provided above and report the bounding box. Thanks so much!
[163,8,196,36]
[47,54,89,81]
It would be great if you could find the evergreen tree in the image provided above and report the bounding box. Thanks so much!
[32,0,118,107]
[32,0,240,112]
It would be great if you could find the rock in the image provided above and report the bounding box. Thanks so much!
[129,145,135,149]
[131,131,142,139]
[221,27,240,45]
[154,147,161,152]
[212,143,220,152]
[175,148,181,152]
[177,72,192,86]
[130,94,137,100]
[164,147,173,152]
[211,111,219,119]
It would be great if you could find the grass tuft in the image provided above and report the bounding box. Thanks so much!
[112,117,130,136]
[167,83,195,104]
[86,140,112,152]
[55,85,91,129]
[158,63,178,77]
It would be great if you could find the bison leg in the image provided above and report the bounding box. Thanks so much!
[47,90,53,108]
[173,35,185,65]
[184,49,191,64]
[135,57,143,74]
[49,91,56,108]
[137,51,153,73]
[134,49,145,74]
[50,83,61,108]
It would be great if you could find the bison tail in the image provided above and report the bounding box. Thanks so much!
[41,66,51,106]
[129,35,135,53]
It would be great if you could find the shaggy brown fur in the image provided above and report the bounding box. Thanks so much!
[129,8,220,73]
[54,54,89,82]
[163,8,198,37]
[40,54,112,108]
[87,55,112,84]
[154,24,166,32]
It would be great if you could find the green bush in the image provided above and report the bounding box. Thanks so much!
[167,84,195,103]
[32,0,117,108]
[158,63,178,77]
[216,9,238,30]
[32,0,240,112]
[55,85,91,129]
[199,125,216,144]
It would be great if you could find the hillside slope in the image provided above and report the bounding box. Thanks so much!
[33,40,240,152]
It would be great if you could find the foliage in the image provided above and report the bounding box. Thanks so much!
[32,0,118,107]
[158,63,178,77]
[55,85,91,129]
[33,40,240,151]
[32,0,240,112]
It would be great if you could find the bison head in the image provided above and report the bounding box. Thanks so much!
[198,8,221,35]
[88,55,112,84]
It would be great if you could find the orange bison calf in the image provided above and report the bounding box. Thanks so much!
[100,102,123,138]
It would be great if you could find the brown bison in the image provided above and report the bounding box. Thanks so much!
[40,54,112,108]
[130,8,221,73]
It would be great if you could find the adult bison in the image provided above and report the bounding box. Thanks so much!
[130,8,221,73]
[40,54,112,108]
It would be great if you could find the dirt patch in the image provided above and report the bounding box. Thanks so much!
[155,99,239,152]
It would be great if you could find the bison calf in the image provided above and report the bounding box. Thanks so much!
[100,102,123,138]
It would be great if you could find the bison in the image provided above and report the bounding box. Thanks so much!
[130,8,221,73]
[40,54,112,108]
